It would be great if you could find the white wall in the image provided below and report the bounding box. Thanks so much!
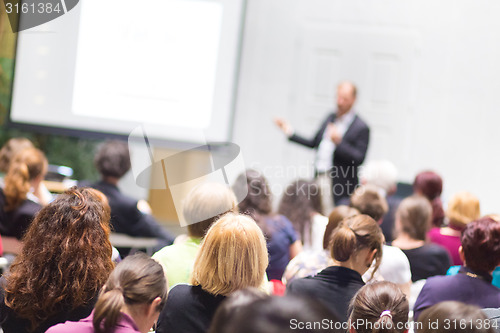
[232,0,500,214]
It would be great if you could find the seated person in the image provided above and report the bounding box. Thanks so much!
[359,159,401,242]
[278,179,327,251]
[282,205,359,284]
[429,191,480,265]
[413,217,500,320]
[0,138,52,205]
[233,170,302,281]
[413,171,445,227]
[156,214,269,333]
[46,253,167,333]
[91,140,174,254]
[287,215,384,322]
[0,187,115,333]
[0,148,47,240]
[350,185,413,296]
[392,195,451,282]
[152,182,238,288]
[349,281,409,333]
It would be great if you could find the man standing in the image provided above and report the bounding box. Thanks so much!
[275,81,369,207]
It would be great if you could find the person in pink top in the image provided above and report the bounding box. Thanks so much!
[46,253,167,333]
[428,191,480,265]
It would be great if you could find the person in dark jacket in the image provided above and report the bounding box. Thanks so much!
[91,140,174,255]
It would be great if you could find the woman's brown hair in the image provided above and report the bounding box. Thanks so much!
[3,147,47,210]
[4,187,114,331]
[331,215,384,277]
[349,281,409,333]
[323,205,359,250]
[93,253,167,333]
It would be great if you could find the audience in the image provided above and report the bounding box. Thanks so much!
[349,281,409,333]
[0,187,115,333]
[233,169,302,281]
[429,191,480,265]
[283,205,359,284]
[152,182,237,289]
[413,171,445,228]
[287,214,384,322]
[392,196,451,282]
[46,253,167,333]
[0,134,499,333]
[417,301,494,333]
[360,160,400,242]
[91,140,174,255]
[0,148,47,240]
[156,213,269,333]
[216,295,343,333]
[278,179,326,251]
[413,217,500,320]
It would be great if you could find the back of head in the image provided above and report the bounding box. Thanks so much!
[417,301,494,333]
[278,179,323,246]
[461,217,500,274]
[184,182,238,238]
[360,160,398,194]
[330,215,384,272]
[4,147,47,210]
[93,253,168,333]
[413,171,443,200]
[350,185,389,222]
[190,213,268,296]
[0,137,34,173]
[5,187,114,331]
[396,195,432,241]
[349,281,409,333]
[208,288,268,333]
[446,191,481,229]
[219,295,343,333]
[94,140,131,179]
[323,205,359,250]
[233,169,272,216]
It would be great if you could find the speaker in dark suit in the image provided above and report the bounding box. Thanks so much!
[276,82,370,205]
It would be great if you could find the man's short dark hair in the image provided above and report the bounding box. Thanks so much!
[94,140,131,179]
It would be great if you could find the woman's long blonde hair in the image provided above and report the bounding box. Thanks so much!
[190,213,269,296]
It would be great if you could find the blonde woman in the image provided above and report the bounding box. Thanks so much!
[152,182,238,288]
[156,213,269,333]
[428,191,480,265]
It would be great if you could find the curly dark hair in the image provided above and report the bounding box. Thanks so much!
[278,179,322,245]
[4,187,114,331]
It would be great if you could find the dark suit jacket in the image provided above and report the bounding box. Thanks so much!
[92,181,174,248]
[289,112,370,203]
[0,188,41,240]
